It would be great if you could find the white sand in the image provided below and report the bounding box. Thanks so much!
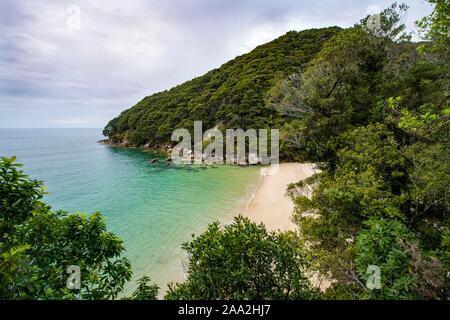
[242,163,332,291]
[243,163,317,232]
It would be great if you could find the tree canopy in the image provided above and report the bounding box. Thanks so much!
[0,156,158,300]
[285,1,449,299]
[165,216,316,300]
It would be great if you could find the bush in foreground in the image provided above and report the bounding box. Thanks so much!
[166,216,316,300]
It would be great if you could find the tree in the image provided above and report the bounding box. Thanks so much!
[283,2,449,300]
[269,4,419,166]
[0,156,158,300]
[356,218,446,300]
[165,216,315,300]
[287,124,407,287]
[355,218,417,299]
[129,276,159,300]
[417,0,450,58]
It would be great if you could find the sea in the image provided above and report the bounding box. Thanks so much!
[0,128,261,294]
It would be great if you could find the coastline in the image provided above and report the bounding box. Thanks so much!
[242,163,317,231]
[121,161,321,298]
[240,162,332,291]
[112,155,319,296]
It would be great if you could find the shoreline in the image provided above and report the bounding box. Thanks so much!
[127,162,321,298]
[242,163,317,231]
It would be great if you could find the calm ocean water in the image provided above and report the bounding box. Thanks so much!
[0,128,261,293]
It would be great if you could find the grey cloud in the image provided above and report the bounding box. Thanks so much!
[0,0,432,128]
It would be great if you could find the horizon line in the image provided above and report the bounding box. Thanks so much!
[0,127,104,129]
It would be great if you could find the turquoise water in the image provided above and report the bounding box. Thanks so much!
[0,128,261,293]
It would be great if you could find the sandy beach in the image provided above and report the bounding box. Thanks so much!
[243,163,317,232]
[242,163,332,290]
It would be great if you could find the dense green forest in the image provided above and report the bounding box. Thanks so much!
[1,1,448,300]
[103,26,341,158]
[281,1,449,299]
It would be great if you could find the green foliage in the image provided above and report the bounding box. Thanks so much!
[129,276,159,300]
[355,218,417,299]
[337,123,409,196]
[417,0,450,58]
[0,156,157,300]
[286,2,449,299]
[0,156,47,243]
[356,218,447,299]
[165,216,315,300]
[268,12,420,164]
[287,124,409,288]
[403,143,450,225]
[359,2,412,41]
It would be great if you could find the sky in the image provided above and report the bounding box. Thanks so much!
[0,0,433,128]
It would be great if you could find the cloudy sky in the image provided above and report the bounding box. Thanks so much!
[0,0,432,128]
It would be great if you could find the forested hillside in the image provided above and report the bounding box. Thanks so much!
[103,27,340,154]
[279,2,449,299]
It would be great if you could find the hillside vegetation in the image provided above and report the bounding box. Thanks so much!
[103,27,340,157]
[279,2,449,299]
